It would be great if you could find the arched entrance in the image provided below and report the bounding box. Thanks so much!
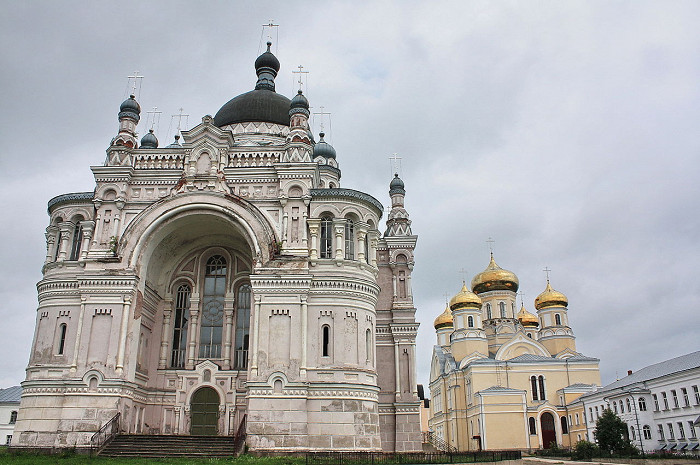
[540,412,556,449]
[191,387,220,435]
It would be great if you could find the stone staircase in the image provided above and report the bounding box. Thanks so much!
[99,434,241,458]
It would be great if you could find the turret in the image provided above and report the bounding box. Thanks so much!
[111,94,140,148]
[516,304,539,339]
[384,174,412,237]
[535,280,576,354]
[433,304,453,348]
[449,283,488,362]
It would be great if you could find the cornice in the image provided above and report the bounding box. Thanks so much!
[47,192,94,214]
[310,188,383,217]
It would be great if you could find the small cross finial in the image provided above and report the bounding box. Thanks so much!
[389,153,402,177]
[518,291,525,307]
[443,292,450,305]
[458,268,469,284]
[543,267,552,283]
[292,65,309,92]
[127,71,144,98]
[486,237,495,257]
[313,106,331,134]
[146,106,162,131]
[261,20,279,52]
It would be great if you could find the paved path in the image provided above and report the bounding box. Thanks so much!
[523,457,635,465]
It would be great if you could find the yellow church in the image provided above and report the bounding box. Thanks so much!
[428,254,601,451]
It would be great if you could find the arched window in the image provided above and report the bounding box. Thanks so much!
[531,376,539,401]
[344,220,354,260]
[57,323,67,355]
[467,316,474,328]
[364,233,370,264]
[499,302,506,318]
[555,313,562,325]
[529,417,536,435]
[69,219,84,261]
[54,218,63,261]
[234,284,251,369]
[561,416,569,434]
[630,425,636,440]
[9,411,17,424]
[626,398,631,412]
[643,425,652,440]
[171,284,190,368]
[320,216,333,259]
[199,255,226,359]
[365,328,373,364]
[322,325,331,357]
[638,397,647,411]
[486,303,492,320]
[538,375,546,400]
[613,402,618,413]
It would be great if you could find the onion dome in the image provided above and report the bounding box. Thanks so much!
[290,90,310,117]
[167,134,182,148]
[119,94,141,122]
[449,282,482,310]
[517,304,539,327]
[213,42,291,127]
[534,282,568,310]
[389,173,405,195]
[140,129,158,149]
[471,254,519,294]
[254,42,281,74]
[313,132,336,159]
[433,304,454,330]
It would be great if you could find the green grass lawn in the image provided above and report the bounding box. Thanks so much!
[0,450,305,465]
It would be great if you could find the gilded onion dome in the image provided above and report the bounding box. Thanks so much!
[433,304,454,330]
[471,254,519,294]
[449,282,482,310]
[534,282,568,310]
[517,304,539,327]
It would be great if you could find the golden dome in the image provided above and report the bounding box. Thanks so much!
[449,282,482,310]
[517,304,539,327]
[433,304,454,330]
[471,254,519,294]
[534,281,568,310]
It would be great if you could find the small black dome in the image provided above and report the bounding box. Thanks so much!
[119,95,140,122]
[389,173,405,195]
[214,89,291,127]
[141,129,158,149]
[313,132,336,159]
[290,90,309,110]
[255,42,280,73]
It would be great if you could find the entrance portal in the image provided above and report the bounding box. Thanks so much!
[540,412,556,449]
[191,387,220,435]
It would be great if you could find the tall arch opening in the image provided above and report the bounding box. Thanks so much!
[190,387,220,435]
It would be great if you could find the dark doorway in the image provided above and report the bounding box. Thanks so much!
[190,387,219,435]
[540,412,556,449]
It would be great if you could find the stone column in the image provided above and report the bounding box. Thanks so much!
[307,219,320,260]
[116,294,133,374]
[174,407,181,435]
[79,220,95,260]
[223,293,235,369]
[300,295,308,378]
[57,222,72,262]
[282,211,289,249]
[186,293,200,369]
[357,225,367,264]
[369,232,378,268]
[159,298,173,369]
[333,220,344,261]
[251,294,262,377]
[70,297,87,371]
[394,341,401,400]
[302,211,309,249]
[44,226,58,264]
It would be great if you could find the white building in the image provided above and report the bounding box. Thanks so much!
[579,351,700,455]
[13,43,421,452]
[0,386,21,446]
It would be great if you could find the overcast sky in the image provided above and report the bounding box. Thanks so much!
[1,1,698,391]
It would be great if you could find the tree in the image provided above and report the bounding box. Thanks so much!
[594,408,634,454]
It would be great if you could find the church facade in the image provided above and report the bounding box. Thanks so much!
[429,257,601,451]
[13,43,421,452]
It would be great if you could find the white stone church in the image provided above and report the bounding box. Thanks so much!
[13,43,421,452]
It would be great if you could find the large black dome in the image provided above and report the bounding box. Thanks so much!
[214,89,291,127]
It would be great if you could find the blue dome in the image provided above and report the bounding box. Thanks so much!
[119,95,140,122]
[313,132,336,159]
[140,129,158,149]
[389,173,405,195]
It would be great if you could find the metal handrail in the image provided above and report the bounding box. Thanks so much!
[423,431,458,453]
[90,412,120,456]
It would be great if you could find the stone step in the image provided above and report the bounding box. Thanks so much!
[99,434,243,458]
